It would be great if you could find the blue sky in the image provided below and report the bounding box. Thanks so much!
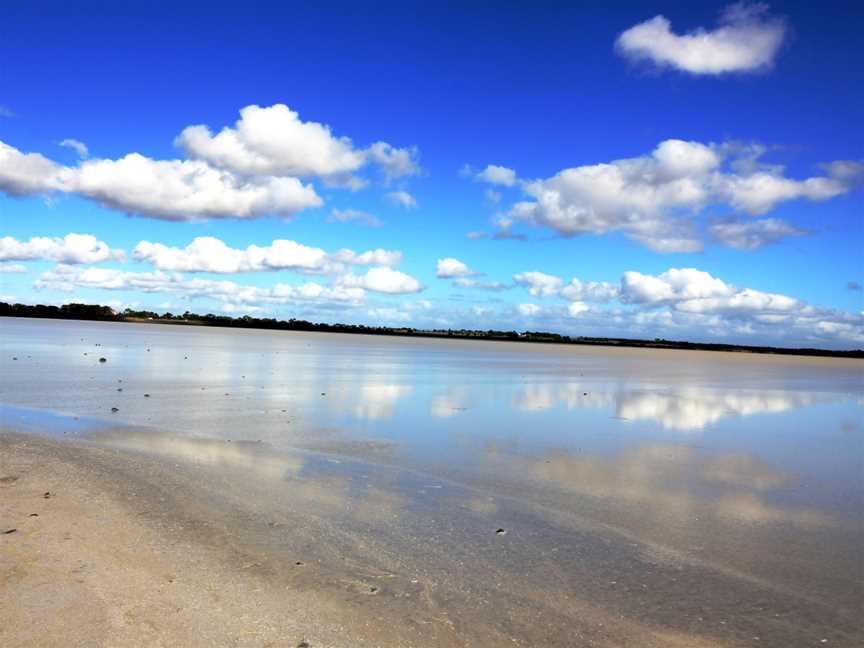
[1,1,862,348]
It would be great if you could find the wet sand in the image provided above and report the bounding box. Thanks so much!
[3,431,862,648]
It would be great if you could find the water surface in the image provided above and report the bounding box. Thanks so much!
[2,317,862,645]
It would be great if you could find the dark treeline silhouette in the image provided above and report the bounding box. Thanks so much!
[1,301,861,358]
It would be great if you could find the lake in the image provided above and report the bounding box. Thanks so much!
[2,317,862,646]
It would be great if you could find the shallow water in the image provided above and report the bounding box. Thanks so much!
[2,317,863,645]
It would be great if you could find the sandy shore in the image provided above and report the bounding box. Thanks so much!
[1,432,746,648]
[3,428,862,647]
[0,432,460,648]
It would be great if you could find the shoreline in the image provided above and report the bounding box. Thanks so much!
[2,312,861,360]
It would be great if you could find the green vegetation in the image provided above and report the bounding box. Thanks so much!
[1,301,861,358]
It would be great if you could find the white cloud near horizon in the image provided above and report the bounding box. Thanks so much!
[508,266,864,345]
[615,3,788,75]
[34,264,368,307]
[0,233,124,264]
[133,236,402,275]
[335,267,423,294]
[507,139,861,252]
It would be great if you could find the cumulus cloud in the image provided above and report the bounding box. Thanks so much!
[709,218,805,250]
[59,138,88,159]
[518,303,541,317]
[133,236,401,275]
[507,139,860,251]
[436,257,475,278]
[328,208,383,227]
[176,104,420,186]
[1,105,421,222]
[560,278,619,302]
[505,266,864,347]
[616,3,788,75]
[65,154,322,221]
[0,233,124,264]
[514,271,618,303]
[366,142,421,182]
[0,263,26,273]
[514,271,564,297]
[567,301,590,317]
[621,268,737,305]
[35,264,366,307]
[0,140,322,221]
[465,164,517,187]
[336,266,423,294]
[386,190,417,209]
[0,141,62,196]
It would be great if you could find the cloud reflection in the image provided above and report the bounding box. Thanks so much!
[511,382,838,431]
[485,442,831,529]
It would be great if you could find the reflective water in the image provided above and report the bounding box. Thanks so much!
[2,317,862,645]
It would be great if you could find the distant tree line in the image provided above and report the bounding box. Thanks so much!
[1,301,861,358]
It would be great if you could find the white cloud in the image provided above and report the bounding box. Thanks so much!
[366,142,421,182]
[328,208,383,227]
[1,105,421,222]
[133,236,401,275]
[710,218,806,250]
[568,301,589,317]
[518,303,541,317]
[507,139,860,251]
[336,267,423,294]
[0,263,26,273]
[0,106,13,118]
[35,264,367,307]
[466,231,489,240]
[560,278,619,302]
[176,104,365,179]
[0,233,124,264]
[59,138,88,159]
[63,154,322,221]
[176,104,420,185]
[621,268,737,305]
[514,271,564,297]
[0,141,62,196]
[616,3,788,75]
[473,164,517,187]
[436,257,475,278]
[386,190,417,209]
[0,140,323,221]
